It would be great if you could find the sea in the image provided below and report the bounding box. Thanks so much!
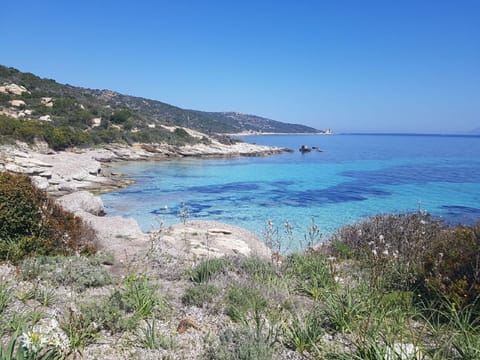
[101,134,480,249]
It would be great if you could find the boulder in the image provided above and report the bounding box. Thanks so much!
[9,99,26,107]
[56,191,105,216]
[0,83,29,95]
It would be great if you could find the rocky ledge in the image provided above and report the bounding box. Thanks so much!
[0,139,289,196]
[55,191,270,271]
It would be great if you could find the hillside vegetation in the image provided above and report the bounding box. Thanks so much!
[0,65,320,150]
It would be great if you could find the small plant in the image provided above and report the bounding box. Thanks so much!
[80,292,138,334]
[204,327,274,360]
[0,283,12,315]
[239,257,279,284]
[189,258,230,283]
[283,312,323,354]
[182,284,219,307]
[178,204,190,225]
[304,216,322,249]
[319,286,369,333]
[283,252,336,298]
[262,219,281,255]
[225,285,269,323]
[137,319,177,350]
[61,308,97,352]
[20,255,112,292]
[123,273,166,319]
[15,286,36,303]
[34,285,56,307]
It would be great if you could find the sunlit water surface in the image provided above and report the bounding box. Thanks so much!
[101,134,480,248]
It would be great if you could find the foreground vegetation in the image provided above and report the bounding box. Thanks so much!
[0,173,479,358]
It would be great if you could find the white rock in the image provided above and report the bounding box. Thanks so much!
[57,182,78,192]
[91,117,102,127]
[39,115,52,121]
[9,99,26,107]
[32,176,50,190]
[0,83,29,95]
[57,191,105,216]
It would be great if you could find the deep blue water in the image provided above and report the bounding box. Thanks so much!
[101,134,480,248]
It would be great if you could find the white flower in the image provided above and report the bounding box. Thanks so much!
[21,331,47,353]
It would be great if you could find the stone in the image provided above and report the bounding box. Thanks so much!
[56,191,105,216]
[41,97,54,107]
[91,117,102,127]
[32,176,50,190]
[0,83,29,95]
[9,99,26,107]
[39,115,52,122]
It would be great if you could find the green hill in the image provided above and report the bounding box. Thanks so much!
[0,65,321,150]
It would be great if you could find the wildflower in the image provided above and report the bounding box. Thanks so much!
[21,331,46,353]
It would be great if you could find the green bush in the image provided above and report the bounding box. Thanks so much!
[182,284,219,307]
[110,109,131,124]
[420,224,480,309]
[0,173,96,263]
[225,285,269,323]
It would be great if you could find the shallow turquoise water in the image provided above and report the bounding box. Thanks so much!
[101,134,480,247]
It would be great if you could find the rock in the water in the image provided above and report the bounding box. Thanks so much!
[57,191,105,216]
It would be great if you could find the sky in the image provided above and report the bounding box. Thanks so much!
[1,0,479,133]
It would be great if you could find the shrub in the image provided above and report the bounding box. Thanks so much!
[80,292,138,334]
[327,213,442,291]
[419,224,480,309]
[20,255,112,291]
[0,173,95,263]
[110,109,131,124]
[182,284,219,307]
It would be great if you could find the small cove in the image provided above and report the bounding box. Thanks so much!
[101,134,480,249]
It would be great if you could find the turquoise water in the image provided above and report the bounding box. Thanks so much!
[101,134,480,246]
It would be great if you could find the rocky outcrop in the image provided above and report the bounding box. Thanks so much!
[0,83,29,95]
[0,140,289,196]
[161,220,271,259]
[56,191,105,216]
[9,99,26,107]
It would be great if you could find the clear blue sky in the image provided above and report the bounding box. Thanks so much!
[1,0,479,133]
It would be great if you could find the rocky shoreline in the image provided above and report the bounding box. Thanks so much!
[0,138,281,267]
[0,140,289,196]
